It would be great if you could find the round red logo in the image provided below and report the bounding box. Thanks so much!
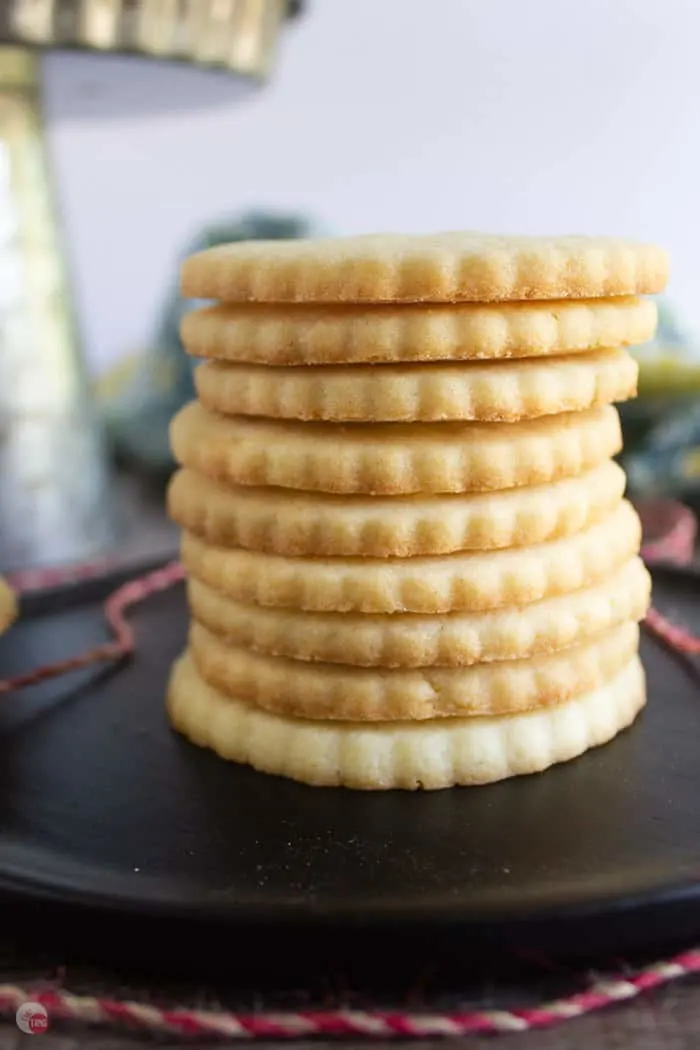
[16,1002,49,1035]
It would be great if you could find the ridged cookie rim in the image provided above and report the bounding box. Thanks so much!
[189,620,639,721]
[168,460,627,557]
[186,557,651,667]
[166,652,646,790]
[193,349,638,423]
[170,401,623,495]
[181,297,658,365]
[180,500,642,613]
[180,231,668,304]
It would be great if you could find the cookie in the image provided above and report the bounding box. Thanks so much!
[193,349,638,423]
[180,296,657,366]
[0,576,16,634]
[169,460,627,557]
[170,401,622,495]
[189,619,638,721]
[186,557,651,667]
[180,500,641,614]
[180,231,668,304]
[166,651,646,789]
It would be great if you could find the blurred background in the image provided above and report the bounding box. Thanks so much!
[2,0,699,575]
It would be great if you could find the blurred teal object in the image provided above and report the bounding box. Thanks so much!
[101,212,320,475]
[624,401,700,511]
[655,298,688,346]
[618,295,700,458]
[621,295,700,509]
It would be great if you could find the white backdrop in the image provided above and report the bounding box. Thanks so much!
[42,0,698,374]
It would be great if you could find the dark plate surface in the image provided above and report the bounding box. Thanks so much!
[1,563,700,971]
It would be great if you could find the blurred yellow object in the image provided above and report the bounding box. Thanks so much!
[95,352,180,402]
[681,448,700,480]
[94,352,141,402]
[0,575,17,634]
[637,350,700,398]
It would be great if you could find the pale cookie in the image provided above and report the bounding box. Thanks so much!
[166,652,646,790]
[0,576,16,634]
[170,401,622,495]
[187,557,651,668]
[189,620,639,721]
[180,500,641,614]
[180,231,668,304]
[181,296,657,366]
[169,461,627,558]
[193,349,638,423]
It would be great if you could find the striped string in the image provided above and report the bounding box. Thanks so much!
[0,561,184,694]
[1,948,700,1038]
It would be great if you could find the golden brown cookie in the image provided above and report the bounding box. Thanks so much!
[170,400,623,495]
[168,461,626,558]
[193,349,638,423]
[166,651,646,790]
[180,499,641,614]
[189,619,639,721]
[180,232,668,304]
[181,296,657,366]
[186,557,651,667]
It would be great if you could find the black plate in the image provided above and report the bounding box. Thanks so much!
[1,563,700,976]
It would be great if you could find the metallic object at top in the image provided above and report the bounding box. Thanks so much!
[0,0,300,80]
[0,1,302,573]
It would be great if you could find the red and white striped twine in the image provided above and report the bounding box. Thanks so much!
[5,556,117,594]
[0,512,699,1039]
[0,946,699,1039]
[0,561,185,694]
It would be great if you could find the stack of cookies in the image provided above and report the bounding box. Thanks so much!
[166,232,668,791]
